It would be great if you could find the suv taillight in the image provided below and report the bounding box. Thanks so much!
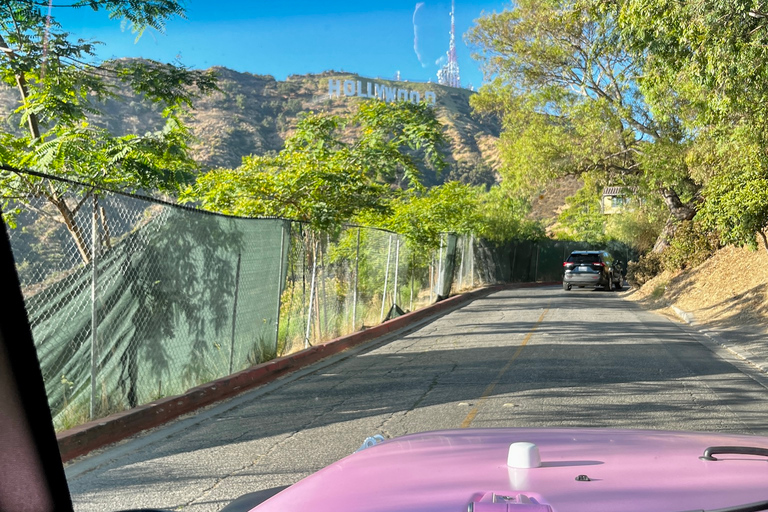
[563,262,574,268]
[592,262,604,267]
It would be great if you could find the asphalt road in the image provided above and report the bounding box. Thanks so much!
[65,286,768,512]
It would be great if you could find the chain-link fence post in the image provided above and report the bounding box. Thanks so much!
[393,238,400,309]
[274,221,288,356]
[90,194,98,420]
[470,235,475,288]
[352,227,360,332]
[228,253,242,375]
[304,238,317,349]
[380,234,392,323]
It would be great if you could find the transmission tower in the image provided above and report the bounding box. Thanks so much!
[437,0,461,88]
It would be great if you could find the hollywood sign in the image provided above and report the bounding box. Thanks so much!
[328,79,437,105]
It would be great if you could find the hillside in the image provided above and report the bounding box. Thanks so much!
[0,65,501,186]
[625,243,768,345]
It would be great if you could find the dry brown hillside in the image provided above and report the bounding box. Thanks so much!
[0,66,501,187]
[624,243,768,340]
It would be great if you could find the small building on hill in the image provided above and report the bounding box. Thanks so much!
[601,187,635,214]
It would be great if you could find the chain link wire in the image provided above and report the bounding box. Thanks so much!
[4,172,503,431]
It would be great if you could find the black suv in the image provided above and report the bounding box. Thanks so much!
[563,250,623,291]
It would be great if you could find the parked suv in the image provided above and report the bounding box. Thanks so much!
[563,250,623,291]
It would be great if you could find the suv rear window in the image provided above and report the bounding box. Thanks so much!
[567,254,600,264]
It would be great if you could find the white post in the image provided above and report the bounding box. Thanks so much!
[458,236,465,290]
[470,235,475,287]
[380,235,392,322]
[393,238,400,307]
[352,228,360,331]
[90,194,99,420]
[436,234,444,297]
[304,239,317,349]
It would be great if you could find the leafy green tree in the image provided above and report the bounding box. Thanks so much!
[467,0,694,250]
[0,1,217,262]
[444,157,498,190]
[618,0,768,126]
[474,185,544,243]
[552,174,607,244]
[618,0,768,251]
[362,182,483,256]
[186,100,447,231]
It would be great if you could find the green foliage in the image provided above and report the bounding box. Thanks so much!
[1,0,217,261]
[444,158,498,190]
[697,165,768,250]
[618,0,768,251]
[626,251,663,287]
[605,205,666,254]
[619,0,768,125]
[361,182,482,255]
[475,186,545,243]
[468,0,697,253]
[186,101,447,232]
[467,0,666,186]
[661,220,718,271]
[553,177,606,244]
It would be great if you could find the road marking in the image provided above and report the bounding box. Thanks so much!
[460,306,550,428]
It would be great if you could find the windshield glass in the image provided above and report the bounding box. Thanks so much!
[2,1,768,512]
[567,254,600,264]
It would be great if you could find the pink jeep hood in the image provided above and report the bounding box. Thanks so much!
[253,428,768,512]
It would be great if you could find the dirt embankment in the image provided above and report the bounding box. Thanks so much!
[624,244,768,338]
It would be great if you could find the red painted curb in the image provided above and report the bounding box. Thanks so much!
[56,282,552,462]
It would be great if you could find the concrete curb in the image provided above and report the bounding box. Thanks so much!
[57,282,556,463]
[670,305,696,325]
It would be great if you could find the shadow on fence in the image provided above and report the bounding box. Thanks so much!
[4,174,509,430]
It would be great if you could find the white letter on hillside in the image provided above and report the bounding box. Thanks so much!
[328,80,341,99]
[356,81,368,98]
[344,80,356,96]
[374,84,386,101]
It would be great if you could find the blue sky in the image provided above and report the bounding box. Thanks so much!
[54,1,508,89]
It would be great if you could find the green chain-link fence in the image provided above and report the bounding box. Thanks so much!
[4,171,513,430]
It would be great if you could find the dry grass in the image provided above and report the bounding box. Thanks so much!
[625,243,768,334]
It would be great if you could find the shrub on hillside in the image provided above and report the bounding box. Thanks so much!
[626,252,663,287]
[661,220,718,271]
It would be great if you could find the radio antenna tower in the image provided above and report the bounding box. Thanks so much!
[437,0,461,88]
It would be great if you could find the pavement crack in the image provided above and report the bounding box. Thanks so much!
[409,364,455,412]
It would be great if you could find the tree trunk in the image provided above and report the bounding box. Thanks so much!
[52,197,91,264]
[661,187,697,221]
[0,33,41,140]
[2,32,94,264]
[652,187,697,253]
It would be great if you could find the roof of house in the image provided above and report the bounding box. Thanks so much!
[602,186,636,196]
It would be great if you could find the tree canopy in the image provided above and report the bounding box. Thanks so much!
[467,0,768,253]
[617,0,768,250]
[0,0,217,261]
[185,101,447,232]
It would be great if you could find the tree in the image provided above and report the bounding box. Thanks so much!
[466,0,696,251]
[618,0,768,251]
[444,157,498,190]
[186,100,447,232]
[361,181,483,255]
[0,1,217,262]
[552,174,607,244]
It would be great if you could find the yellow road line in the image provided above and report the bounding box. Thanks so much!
[460,306,550,428]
